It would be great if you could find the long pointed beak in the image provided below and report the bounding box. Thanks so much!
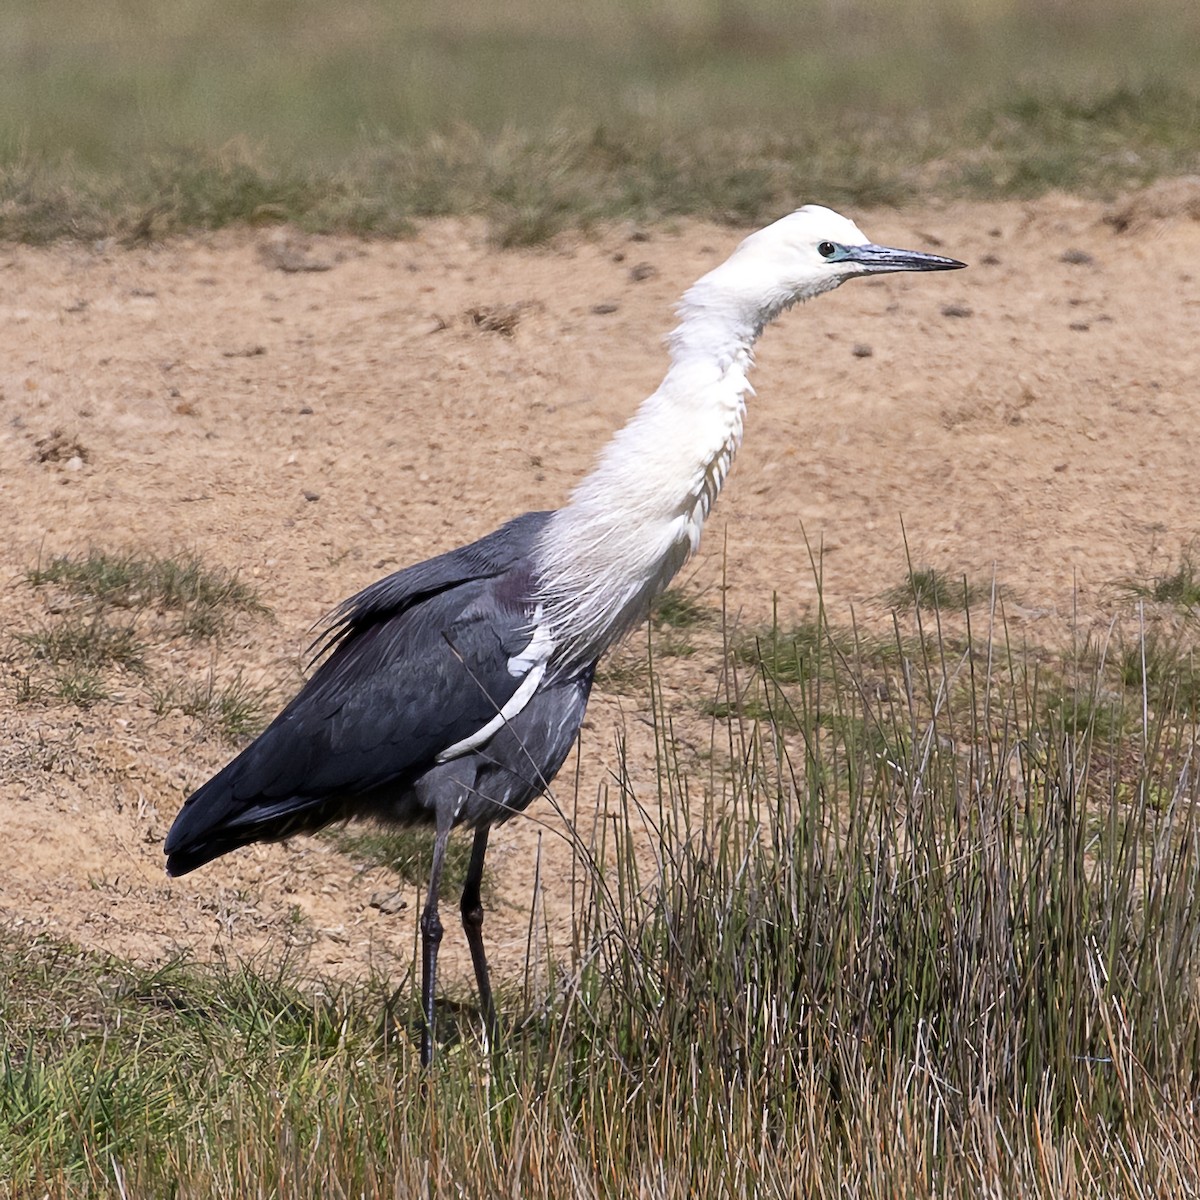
[845,243,966,274]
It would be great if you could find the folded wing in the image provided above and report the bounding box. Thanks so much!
[165,512,553,875]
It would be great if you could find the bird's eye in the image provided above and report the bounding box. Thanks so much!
[818,241,838,259]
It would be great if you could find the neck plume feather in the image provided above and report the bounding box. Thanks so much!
[536,263,773,668]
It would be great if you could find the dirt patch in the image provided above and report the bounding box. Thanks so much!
[1,191,1198,991]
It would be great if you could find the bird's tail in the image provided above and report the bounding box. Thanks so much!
[164,761,340,876]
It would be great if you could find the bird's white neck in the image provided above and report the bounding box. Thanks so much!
[536,271,767,667]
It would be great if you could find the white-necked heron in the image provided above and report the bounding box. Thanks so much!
[165,206,965,1065]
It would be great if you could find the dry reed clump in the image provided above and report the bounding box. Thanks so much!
[3,589,1200,1197]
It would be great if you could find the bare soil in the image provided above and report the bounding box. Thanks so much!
[2,188,1199,994]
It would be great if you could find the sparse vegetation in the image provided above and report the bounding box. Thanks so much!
[1044,680,1130,741]
[13,548,270,720]
[28,549,266,637]
[732,617,821,685]
[50,670,110,710]
[13,666,111,709]
[701,693,775,726]
[594,650,651,694]
[15,614,146,674]
[885,565,993,612]
[329,826,482,898]
[646,587,709,657]
[650,587,709,631]
[148,672,272,744]
[730,615,870,687]
[1123,552,1200,610]
[1118,630,1200,715]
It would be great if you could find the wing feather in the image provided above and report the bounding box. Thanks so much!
[165,512,553,874]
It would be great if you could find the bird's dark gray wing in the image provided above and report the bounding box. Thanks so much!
[314,510,552,657]
[164,512,553,875]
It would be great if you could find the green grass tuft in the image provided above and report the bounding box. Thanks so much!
[595,650,651,695]
[1122,553,1200,610]
[28,548,267,637]
[1117,629,1200,716]
[15,614,146,674]
[149,673,272,744]
[651,587,709,630]
[885,566,991,612]
[731,618,850,686]
[51,670,110,709]
[15,548,272,713]
[1043,682,1129,741]
[328,826,482,899]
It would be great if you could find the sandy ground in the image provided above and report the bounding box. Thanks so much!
[1,185,1198,997]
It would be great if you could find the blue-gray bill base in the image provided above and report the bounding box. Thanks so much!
[165,206,965,1066]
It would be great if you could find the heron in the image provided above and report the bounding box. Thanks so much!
[165,206,965,1065]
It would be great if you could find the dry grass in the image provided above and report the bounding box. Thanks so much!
[3,583,1200,1197]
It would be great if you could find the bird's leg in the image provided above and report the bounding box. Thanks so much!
[419,817,452,1068]
[460,826,497,1052]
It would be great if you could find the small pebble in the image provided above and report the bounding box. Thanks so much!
[1060,248,1094,266]
[1069,322,1090,332]
[303,489,320,502]
[941,304,973,319]
[852,343,873,358]
[629,262,658,282]
[369,890,407,915]
[592,302,619,315]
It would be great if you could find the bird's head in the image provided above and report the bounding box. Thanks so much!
[740,204,965,300]
[685,205,965,333]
